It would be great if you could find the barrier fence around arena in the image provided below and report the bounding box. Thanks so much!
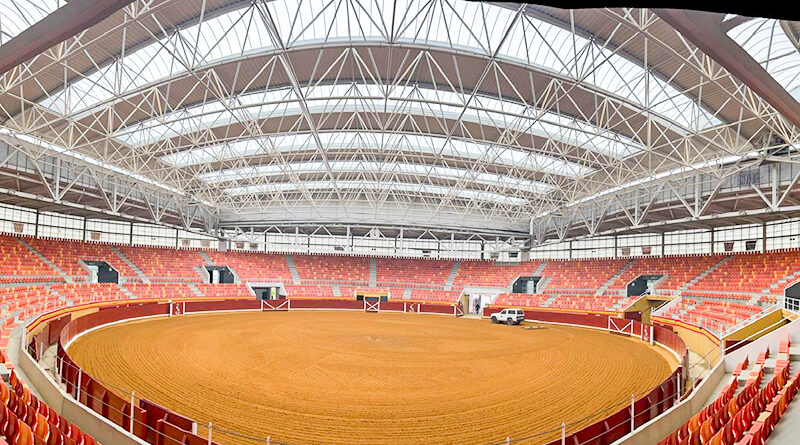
[22,298,691,445]
[482,305,690,445]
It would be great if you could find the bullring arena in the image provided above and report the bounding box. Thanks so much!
[66,311,676,444]
[1,2,800,445]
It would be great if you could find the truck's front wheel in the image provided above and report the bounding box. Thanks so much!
[491,317,498,324]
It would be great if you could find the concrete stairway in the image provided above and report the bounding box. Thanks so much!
[681,256,731,291]
[536,276,552,293]
[403,288,412,299]
[533,261,548,276]
[595,259,635,295]
[17,238,71,282]
[110,246,150,283]
[541,293,559,307]
[369,258,377,287]
[765,268,800,294]
[46,284,69,304]
[199,251,215,266]
[285,255,301,284]
[188,283,204,297]
[116,283,135,299]
[444,261,461,291]
[332,284,341,297]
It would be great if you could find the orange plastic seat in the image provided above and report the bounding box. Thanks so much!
[34,413,50,441]
[15,418,35,445]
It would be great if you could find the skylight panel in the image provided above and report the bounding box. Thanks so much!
[728,18,800,101]
[0,0,65,44]
[121,84,640,159]
[223,181,528,206]
[198,161,553,195]
[37,0,714,132]
[39,5,277,116]
[497,13,722,130]
[159,131,593,179]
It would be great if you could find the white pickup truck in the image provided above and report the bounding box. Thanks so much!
[490,308,525,325]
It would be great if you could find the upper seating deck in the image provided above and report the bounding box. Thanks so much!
[0,236,55,278]
[292,255,370,283]
[541,259,629,290]
[376,258,454,287]
[608,255,724,290]
[118,245,204,280]
[691,251,800,293]
[452,260,543,288]
[29,238,136,277]
[206,251,292,281]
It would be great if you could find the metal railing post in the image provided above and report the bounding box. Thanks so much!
[129,391,135,434]
[630,394,635,431]
[76,369,82,401]
[561,423,565,444]
[207,422,212,445]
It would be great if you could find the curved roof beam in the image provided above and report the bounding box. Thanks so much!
[0,0,134,76]
[729,18,800,101]
[222,180,531,207]
[198,160,553,194]
[159,131,594,178]
[22,0,718,135]
[125,87,641,155]
[655,9,800,130]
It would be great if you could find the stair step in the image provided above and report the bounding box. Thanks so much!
[110,247,150,283]
[188,283,204,297]
[681,256,731,291]
[199,251,215,266]
[17,238,72,282]
[595,259,635,296]
[285,255,301,285]
[444,261,461,291]
[369,258,377,288]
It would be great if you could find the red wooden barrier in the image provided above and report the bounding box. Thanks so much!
[41,299,687,445]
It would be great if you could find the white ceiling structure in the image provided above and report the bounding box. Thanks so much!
[0,1,799,242]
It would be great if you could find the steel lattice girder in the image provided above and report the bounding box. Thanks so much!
[0,1,798,235]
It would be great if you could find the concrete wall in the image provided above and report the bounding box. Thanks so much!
[723,316,800,372]
[671,324,721,366]
[613,360,726,445]
[723,308,787,342]
[616,315,800,444]
[17,348,147,445]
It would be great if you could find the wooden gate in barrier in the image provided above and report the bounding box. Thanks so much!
[608,317,634,335]
[364,300,380,312]
[261,299,290,311]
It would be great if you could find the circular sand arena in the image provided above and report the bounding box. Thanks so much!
[67,311,675,444]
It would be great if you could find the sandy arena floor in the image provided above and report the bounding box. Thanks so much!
[67,311,675,445]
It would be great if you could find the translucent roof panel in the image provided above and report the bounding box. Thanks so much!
[728,19,800,101]
[40,5,276,114]
[36,0,718,131]
[158,131,594,179]
[199,161,554,195]
[0,0,65,45]
[118,84,641,159]
[224,181,528,206]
